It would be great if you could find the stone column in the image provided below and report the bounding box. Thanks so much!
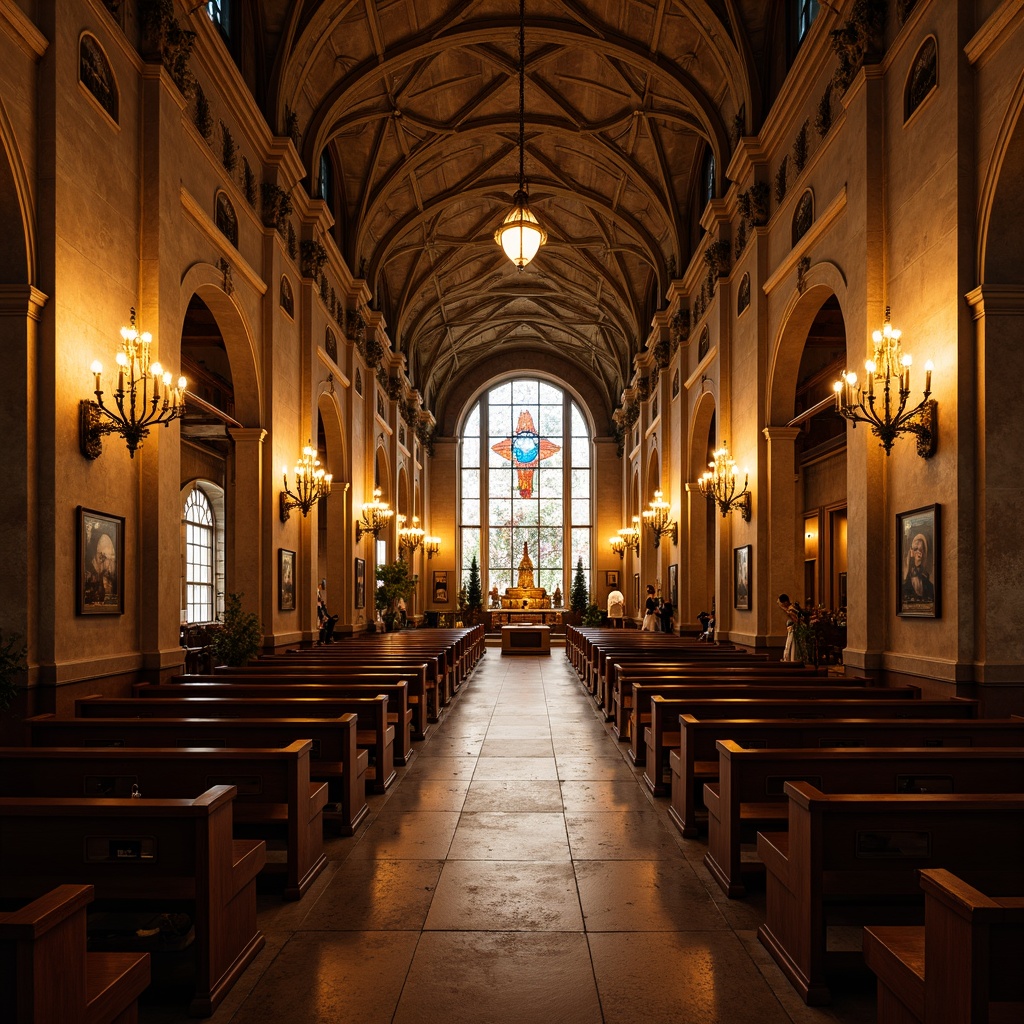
[228,427,267,624]
[683,482,711,632]
[761,427,801,650]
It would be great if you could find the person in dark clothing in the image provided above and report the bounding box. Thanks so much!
[317,590,339,644]
[659,599,675,634]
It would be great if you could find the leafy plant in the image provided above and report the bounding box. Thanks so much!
[376,559,417,629]
[0,630,27,712]
[570,558,589,616]
[210,593,262,667]
[582,603,603,626]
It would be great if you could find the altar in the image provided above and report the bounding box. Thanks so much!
[500,624,551,655]
[491,543,563,638]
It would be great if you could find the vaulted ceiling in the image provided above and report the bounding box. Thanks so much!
[251,1,781,426]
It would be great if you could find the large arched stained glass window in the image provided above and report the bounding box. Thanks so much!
[184,487,215,623]
[461,379,591,600]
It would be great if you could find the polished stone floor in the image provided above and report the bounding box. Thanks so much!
[142,651,875,1023]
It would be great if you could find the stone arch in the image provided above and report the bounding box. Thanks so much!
[79,32,119,123]
[177,263,262,425]
[766,262,849,426]
[0,96,34,283]
[904,36,937,123]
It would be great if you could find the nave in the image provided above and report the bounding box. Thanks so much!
[143,653,871,1024]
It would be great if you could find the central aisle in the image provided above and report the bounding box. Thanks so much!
[177,652,870,1024]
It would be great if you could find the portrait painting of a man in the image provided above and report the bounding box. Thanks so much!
[78,507,124,614]
[897,505,939,618]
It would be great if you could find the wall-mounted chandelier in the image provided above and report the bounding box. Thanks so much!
[494,0,547,269]
[424,535,441,559]
[833,307,936,457]
[698,441,751,520]
[356,487,394,542]
[609,516,640,558]
[642,491,677,547]
[280,442,332,521]
[80,308,187,459]
[397,514,425,554]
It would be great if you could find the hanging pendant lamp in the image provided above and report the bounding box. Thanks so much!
[495,0,547,269]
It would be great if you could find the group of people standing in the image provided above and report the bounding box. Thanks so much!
[641,584,675,633]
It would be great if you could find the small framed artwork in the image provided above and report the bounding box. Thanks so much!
[77,506,125,615]
[633,572,641,615]
[279,549,296,611]
[354,557,366,609]
[897,504,940,617]
[733,544,751,611]
[433,570,449,604]
[605,570,619,587]
[668,563,678,609]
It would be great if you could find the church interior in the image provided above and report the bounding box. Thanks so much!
[2,0,1024,1020]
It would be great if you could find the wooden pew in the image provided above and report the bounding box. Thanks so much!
[25,714,369,835]
[755,782,1024,1005]
[639,686,930,779]
[217,658,441,724]
[176,668,430,742]
[864,868,1024,1024]
[610,667,865,739]
[668,710,1013,837]
[76,694,396,794]
[0,883,150,1024]
[705,743,1024,898]
[135,679,414,765]
[0,741,328,900]
[0,786,266,1017]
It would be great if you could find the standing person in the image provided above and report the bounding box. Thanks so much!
[659,597,675,635]
[317,587,338,645]
[642,584,660,631]
[777,593,800,661]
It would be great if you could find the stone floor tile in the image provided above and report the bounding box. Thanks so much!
[347,809,460,860]
[575,859,729,932]
[448,811,571,860]
[479,737,554,757]
[472,755,560,780]
[555,755,638,781]
[559,779,657,812]
[299,858,443,930]
[565,811,685,860]
[424,860,583,930]
[393,932,602,1024]
[463,778,564,812]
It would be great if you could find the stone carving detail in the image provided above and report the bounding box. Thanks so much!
[698,326,710,361]
[815,85,834,138]
[774,155,788,203]
[793,119,809,172]
[325,328,337,364]
[300,239,328,280]
[140,0,195,94]
[220,121,237,172]
[284,107,301,149]
[737,273,751,316]
[346,309,366,344]
[217,258,233,295]
[287,223,297,259]
[241,158,257,206]
[672,368,679,398]
[261,183,293,234]
[193,82,213,141]
[280,276,294,317]
[80,34,118,121]
[669,309,690,348]
[793,191,814,245]
[906,38,937,120]
[355,368,363,396]
[830,0,887,93]
[215,192,237,247]
[797,255,812,294]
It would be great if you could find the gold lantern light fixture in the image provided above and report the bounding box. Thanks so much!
[80,307,187,459]
[424,535,441,559]
[494,0,547,269]
[355,487,394,542]
[833,307,936,457]
[642,492,677,547]
[697,441,751,520]
[280,442,332,521]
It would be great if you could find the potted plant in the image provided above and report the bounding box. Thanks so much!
[568,557,589,624]
[209,593,263,666]
[376,559,417,632]
[465,555,483,624]
[582,603,603,626]
[0,629,27,713]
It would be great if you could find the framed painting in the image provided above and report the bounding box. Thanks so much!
[668,563,678,609]
[733,544,751,611]
[279,549,296,611]
[897,504,940,617]
[77,506,125,615]
[433,570,449,604]
[605,570,619,587]
[354,557,366,609]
